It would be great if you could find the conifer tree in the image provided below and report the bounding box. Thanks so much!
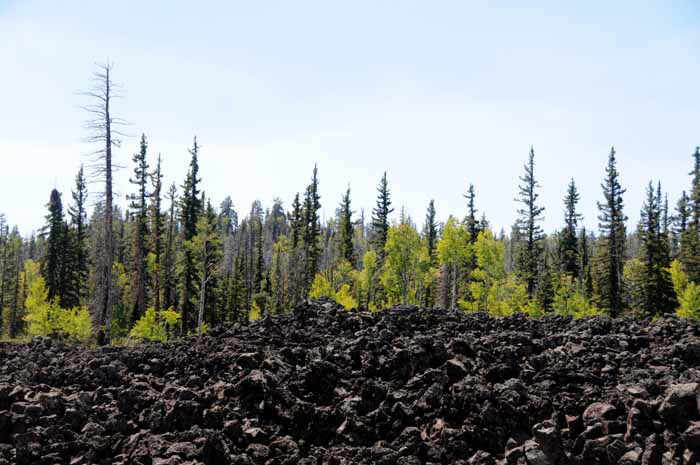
[150,154,164,312]
[43,188,68,303]
[636,182,676,316]
[371,171,394,262]
[464,184,480,243]
[681,147,700,282]
[560,178,582,278]
[673,190,689,258]
[579,227,593,298]
[515,147,545,297]
[68,165,88,305]
[163,183,178,311]
[423,199,438,308]
[302,165,321,292]
[337,187,355,266]
[179,137,203,333]
[595,147,627,316]
[424,199,438,264]
[128,134,150,324]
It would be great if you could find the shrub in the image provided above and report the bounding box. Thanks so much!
[130,307,181,342]
[58,307,93,342]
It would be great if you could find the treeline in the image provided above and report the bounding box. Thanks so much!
[1,65,700,343]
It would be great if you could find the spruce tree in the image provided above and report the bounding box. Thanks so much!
[637,181,676,316]
[163,183,178,311]
[595,147,627,316]
[302,165,321,291]
[673,190,689,258]
[290,193,303,249]
[43,188,68,303]
[560,178,582,278]
[67,165,88,307]
[179,137,203,333]
[515,147,545,297]
[464,184,480,243]
[150,154,164,312]
[681,147,700,282]
[371,171,394,261]
[128,133,150,324]
[337,186,355,265]
[424,199,438,264]
[579,227,593,298]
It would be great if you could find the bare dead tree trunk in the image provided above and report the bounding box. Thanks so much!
[80,63,127,345]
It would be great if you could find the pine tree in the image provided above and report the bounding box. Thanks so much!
[424,199,438,264]
[371,171,394,261]
[43,189,68,304]
[337,187,355,266]
[515,147,545,297]
[150,154,164,312]
[636,181,676,316]
[464,184,480,243]
[595,147,627,316]
[560,178,582,278]
[128,133,150,324]
[673,190,689,258]
[179,137,203,333]
[68,165,88,305]
[579,227,593,298]
[163,183,178,311]
[681,147,700,282]
[302,165,321,292]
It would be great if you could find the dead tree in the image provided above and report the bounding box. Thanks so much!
[80,63,127,345]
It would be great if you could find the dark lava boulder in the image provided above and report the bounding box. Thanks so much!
[1,300,700,464]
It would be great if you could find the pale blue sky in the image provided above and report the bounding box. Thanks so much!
[1,1,699,234]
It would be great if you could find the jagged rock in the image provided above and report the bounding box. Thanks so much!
[659,384,699,427]
[0,301,700,463]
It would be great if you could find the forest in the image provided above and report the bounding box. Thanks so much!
[1,64,700,345]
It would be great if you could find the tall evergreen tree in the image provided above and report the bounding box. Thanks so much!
[673,190,690,258]
[681,147,700,282]
[371,171,394,261]
[579,227,593,298]
[163,183,178,311]
[67,165,88,306]
[595,147,627,316]
[337,186,355,266]
[128,133,150,324]
[515,147,545,297]
[424,199,438,264]
[302,165,321,291]
[464,184,480,242]
[150,154,164,312]
[179,137,203,333]
[290,193,303,249]
[43,188,68,303]
[560,178,582,278]
[636,182,676,316]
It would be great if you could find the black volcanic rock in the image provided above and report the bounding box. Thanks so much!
[1,301,700,464]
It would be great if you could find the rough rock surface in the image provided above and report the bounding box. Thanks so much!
[2,299,700,464]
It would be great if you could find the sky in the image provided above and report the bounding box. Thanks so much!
[1,0,699,235]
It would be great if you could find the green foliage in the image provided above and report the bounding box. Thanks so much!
[24,270,62,336]
[309,273,335,300]
[459,230,536,316]
[249,301,262,321]
[58,306,93,342]
[309,272,357,310]
[671,260,700,319]
[677,283,700,319]
[552,275,602,318]
[129,307,181,342]
[381,223,430,305]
